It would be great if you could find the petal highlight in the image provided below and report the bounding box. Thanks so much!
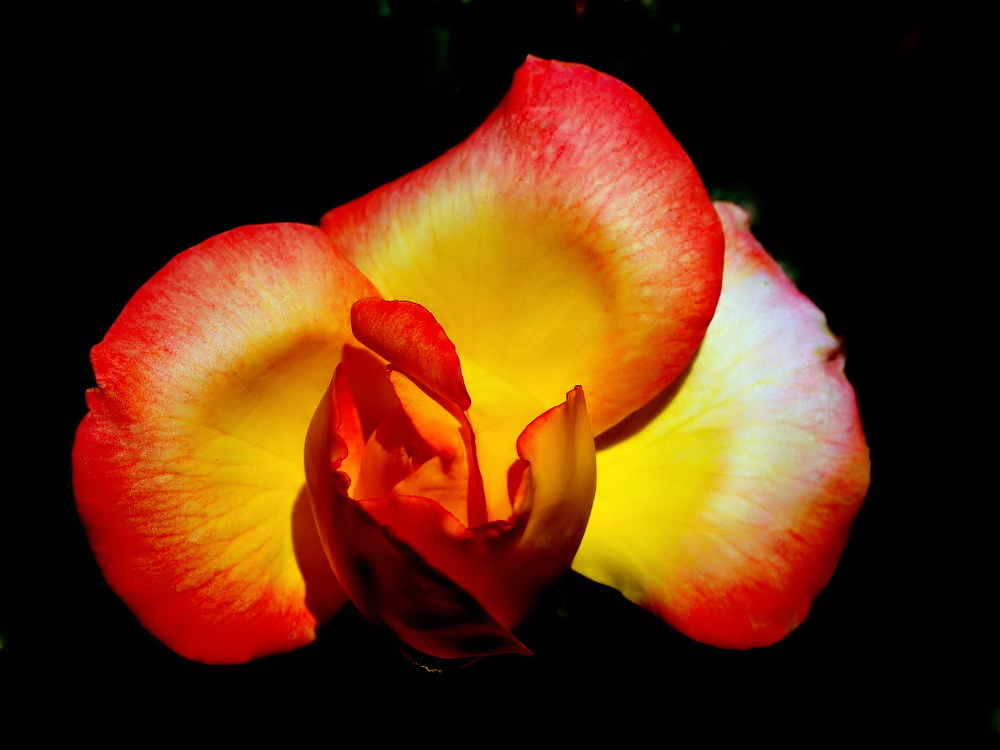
[73,224,377,663]
[322,56,723,434]
[573,202,870,648]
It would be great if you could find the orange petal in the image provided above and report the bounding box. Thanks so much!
[322,56,723,435]
[73,223,377,663]
[499,385,597,621]
[304,375,529,659]
[353,387,596,634]
[573,202,870,648]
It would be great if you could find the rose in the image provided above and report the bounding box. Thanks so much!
[73,57,869,663]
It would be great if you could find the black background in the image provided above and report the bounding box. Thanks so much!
[12,2,993,742]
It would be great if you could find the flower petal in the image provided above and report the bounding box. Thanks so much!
[504,385,597,607]
[572,202,870,649]
[73,223,377,663]
[322,56,723,434]
[351,298,471,411]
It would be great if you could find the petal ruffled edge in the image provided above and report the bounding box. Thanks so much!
[573,202,870,648]
[73,223,376,663]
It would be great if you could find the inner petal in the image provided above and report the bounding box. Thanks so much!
[393,456,471,527]
[354,408,425,502]
[389,369,477,526]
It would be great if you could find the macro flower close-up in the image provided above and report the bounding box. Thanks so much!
[72,56,868,665]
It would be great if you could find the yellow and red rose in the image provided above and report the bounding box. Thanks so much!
[73,57,869,663]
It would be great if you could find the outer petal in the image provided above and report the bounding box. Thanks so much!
[573,202,870,648]
[73,224,377,663]
[322,56,723,435]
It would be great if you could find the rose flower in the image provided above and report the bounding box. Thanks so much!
[73,57,869,663]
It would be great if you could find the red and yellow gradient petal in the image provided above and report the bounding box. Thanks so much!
[73,224,378,663]
[572,202,870,649]
[321,56,723,435]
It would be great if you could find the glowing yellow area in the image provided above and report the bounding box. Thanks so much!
[197,337,342,465]
[576,417,731,605]
[154,335,343,594]
[130,425,311,601]
[575,327,811,604]
[462,358,547,523]
[353,198,613,415]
